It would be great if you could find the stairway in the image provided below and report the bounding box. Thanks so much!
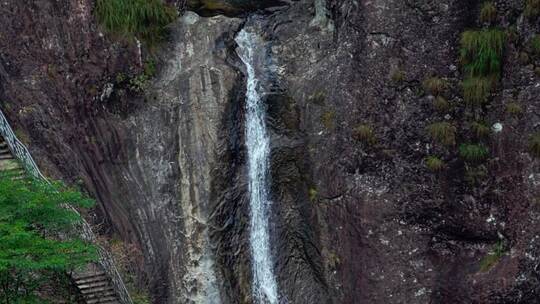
[0,135,125,304]
[0,138,25,179]
[72,264,121,304]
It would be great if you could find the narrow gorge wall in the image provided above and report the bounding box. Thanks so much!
[2,0,540,303]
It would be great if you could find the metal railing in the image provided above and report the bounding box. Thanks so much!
[0,109,133,304]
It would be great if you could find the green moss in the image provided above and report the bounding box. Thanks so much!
[95,0,177,47]
[471,121,490,138]
[321,110,336,130]
[479,241,504,272]
[353,124,376,145]
[480,2,497,23]
[391,69,406,83]
[525,0,540,19]
[463,77,495,106]
[529,132,540,158]
[425,156,445,172]
[427,122,456,146]
[460,29,505,77]
[433,96,451,113]
[459,143,489,163]
[423,77,447,96]
[308,188,318,202]
[506,102,524,116]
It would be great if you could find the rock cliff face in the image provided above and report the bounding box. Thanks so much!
[2,0,540,303]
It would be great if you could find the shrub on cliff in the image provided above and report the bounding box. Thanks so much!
[96,0,177,46]
[460,29,505,77]
[0,174,96,302]
[459,144,489,163]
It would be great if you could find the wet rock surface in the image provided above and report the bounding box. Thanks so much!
[2,0,540,303]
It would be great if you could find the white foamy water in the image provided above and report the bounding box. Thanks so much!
[235,29,279,304]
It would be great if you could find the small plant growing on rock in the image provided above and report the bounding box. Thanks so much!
[433,96,451,113]
[423,77,447,96]
[525,0,540,19]
[353,124,376,145]
[519,52,531,65]
[506,102,524,116]
[529,132,540,158]
[460,29,505,77]
[463,77,495,106]
[471,121,490,138]
[459,143,489,162]
[465,164,488,185]
[530,35,540,57]
[321,110,336,130]
[425,156,445,172]
[480,2,497,23]
[391,69,406,83]
[427,122,456,146]
[479,241,504,272]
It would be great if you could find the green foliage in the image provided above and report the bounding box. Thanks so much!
[480,2,497,23]
[463,76,495,106]
[427,122,456,146]
[460,29,505,77]
[425,156,445,172]
[128,60,158,92]
[0,175,96,302]
[95,0,177,47]
[529,132,540,158]
[530,35,540,57]
[525,0,540,19]
[479,241,504,272]
[423,77,447,96]
[353,124,376,145]
[470,121,490,138]
[391,69,406,83]
[506,102,523,116]
[433,96,451,112]
[459,143,489,162]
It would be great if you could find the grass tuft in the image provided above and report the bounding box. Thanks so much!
[425,156,445,172]
[95,0,177,47]
[427,122,456,146]
[529,132,540,158]
[506,102,523,116]
[471,121,490,138]
[353,124,376,145]
[423,77,447,96]
[460,29,505,77]
[525,0,540,19]
[433,96,451,113]
[463,77,495,106]
[459,143,489,162]
[480,2,497,23]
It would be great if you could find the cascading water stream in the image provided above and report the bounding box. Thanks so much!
[235,29,279,304]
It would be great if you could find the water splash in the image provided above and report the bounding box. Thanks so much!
[235,29,279,304]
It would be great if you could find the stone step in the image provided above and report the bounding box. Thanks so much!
[80,284,114,295]
[86,295,119,304]
[73,271,107,280]
[75,274,109,285]
[78,279,110,290]
[83,289,116,299]
[0,153,14,159]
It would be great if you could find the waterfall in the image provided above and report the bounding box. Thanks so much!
[235,29,279,304]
